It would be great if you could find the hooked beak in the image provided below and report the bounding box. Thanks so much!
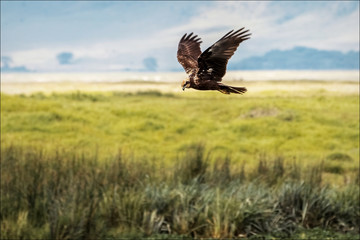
[182,82,190,91]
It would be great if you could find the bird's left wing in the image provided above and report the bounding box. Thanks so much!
[177,33,202,75]
[197,28,251,81]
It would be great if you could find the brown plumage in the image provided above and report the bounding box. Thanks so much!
[177,28,251,94]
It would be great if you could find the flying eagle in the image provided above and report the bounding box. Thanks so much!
[177,28,251,94]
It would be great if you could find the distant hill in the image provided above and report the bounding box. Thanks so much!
[229,46,359,70]
[1,65,31,73]
[1,56,31,72]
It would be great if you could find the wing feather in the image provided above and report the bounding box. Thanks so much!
[197,28,251,82]
[177,33,202,74]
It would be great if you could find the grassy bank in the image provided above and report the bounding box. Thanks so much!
[1,88,359,182]
[1,82,359,238]
[1,145,359,239]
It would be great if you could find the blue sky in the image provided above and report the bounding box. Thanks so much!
[1,1,359,72]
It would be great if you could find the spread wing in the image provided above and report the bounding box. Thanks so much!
[197,28,251,81]
[177,33,202,75]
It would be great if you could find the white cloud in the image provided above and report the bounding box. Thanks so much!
[165,1,359,58]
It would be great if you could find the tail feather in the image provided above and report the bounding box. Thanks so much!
[218,84,247,94]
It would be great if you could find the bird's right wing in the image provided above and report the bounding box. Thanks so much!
[197,28,251,81]
[177,33,202,75]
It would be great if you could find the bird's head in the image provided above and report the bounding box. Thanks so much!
[181,78,191,91]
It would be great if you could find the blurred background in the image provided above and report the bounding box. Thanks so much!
[1,1,359,73]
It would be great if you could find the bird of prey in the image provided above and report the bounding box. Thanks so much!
[177,28,251,94]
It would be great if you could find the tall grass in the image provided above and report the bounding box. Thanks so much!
[1,145,359,239]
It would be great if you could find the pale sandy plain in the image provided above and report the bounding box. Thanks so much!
[1,70,359,95]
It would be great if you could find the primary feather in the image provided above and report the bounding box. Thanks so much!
[177,33,202,75]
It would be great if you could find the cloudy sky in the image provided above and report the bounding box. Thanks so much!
[1,1,359,72]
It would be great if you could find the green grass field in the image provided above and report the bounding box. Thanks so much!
[1,83,359,181]
[1,81,359,239]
